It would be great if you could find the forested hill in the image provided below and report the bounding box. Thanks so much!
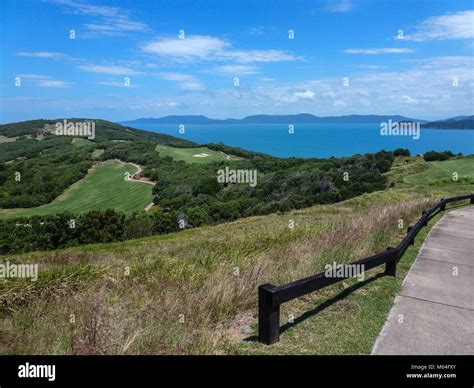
[0,119,194,209]
[0,118,196,146]
[421,116,474,129]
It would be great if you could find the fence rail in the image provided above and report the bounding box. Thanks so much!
[258,193,474,345]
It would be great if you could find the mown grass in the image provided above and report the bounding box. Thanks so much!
[402,156,474,186]
[0,157,472,355]
[0,160,153,218]
[155,144,241,164]
[386,155,474,187]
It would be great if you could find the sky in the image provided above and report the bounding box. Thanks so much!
[0,0,473,123]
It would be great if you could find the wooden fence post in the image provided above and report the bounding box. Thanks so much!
[258,284,280,345]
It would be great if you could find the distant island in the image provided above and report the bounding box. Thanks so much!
[421,116,474,130]
[121,114,427,125]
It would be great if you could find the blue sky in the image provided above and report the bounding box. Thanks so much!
[1,0,473,123]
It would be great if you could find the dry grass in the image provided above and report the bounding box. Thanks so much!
[0,193,450,354]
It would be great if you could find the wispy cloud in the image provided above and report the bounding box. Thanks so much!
[290,90,315,101]
[323,0,353,13]
[247,26,265,36]
[402,10,474,41]
[48,0,149,36]
[222,49,301,63]
[78,64,140,75]
[159,72,204,90]
[90,80,136,88]
[143,35,229,61]
[211,64,259,75]
[17,74,72,88]
[344,48,414,54]
[140,55,473,118]
[142,35,301,63]
[17,51,69,59]
[129,101,181,110]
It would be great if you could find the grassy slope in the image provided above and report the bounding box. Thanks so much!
[402,157,474,185]
[0,160,153,218]
[155,144,240,164]
[0,157,473,355]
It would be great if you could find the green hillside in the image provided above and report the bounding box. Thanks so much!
[0,160,153,218]
[402,157,474,185]
[0,156,472,355]
[0,119,194,210]
[0,119,397,236]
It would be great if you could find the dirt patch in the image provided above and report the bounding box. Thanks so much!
[227,313,257,342]
[0,136,17,143]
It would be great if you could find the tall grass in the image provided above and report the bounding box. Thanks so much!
[0,191,452,354]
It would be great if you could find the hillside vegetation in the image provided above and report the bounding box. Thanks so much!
[1,119,395,244]
[0,120,193,209]
[0,156,472,355]
[421,116,474,129]
[0,160,153,218]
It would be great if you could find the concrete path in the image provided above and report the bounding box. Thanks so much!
[372,206,474,355]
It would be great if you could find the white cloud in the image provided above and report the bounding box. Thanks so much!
[79,64,139,75]
[344,48,414,54]
[48,0,148,35]
[129,101,180,110]
[17,52,68,59]
[36,80,72,88]
[401,95,418,104]
[275,90,316,103]
[212,65,259,75]
[159,72,204,90]
[223,49,301,63]
[17,74,72,88]
[143,36,230,60]
[156,55,473,118]
[403,10,474,41]
[49,0,119,17]
[142,35,300,63]
[83,20,148,34]
[248,26,265,36]
[294,90,315,100]
[91,80,136,88]
[324,0,353,12]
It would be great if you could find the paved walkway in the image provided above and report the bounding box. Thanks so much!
[372,206,474,355]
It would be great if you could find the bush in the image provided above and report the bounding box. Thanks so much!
[393,148,410,157]
[78,209,126,244]
[125,213,154,239]
[423,150,454,161]
[151,211,179,234]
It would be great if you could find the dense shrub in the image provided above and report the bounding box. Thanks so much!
[393,148,411,157]
[423,150,454,161]
[0,210,126,254]
[78,209,126,244]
